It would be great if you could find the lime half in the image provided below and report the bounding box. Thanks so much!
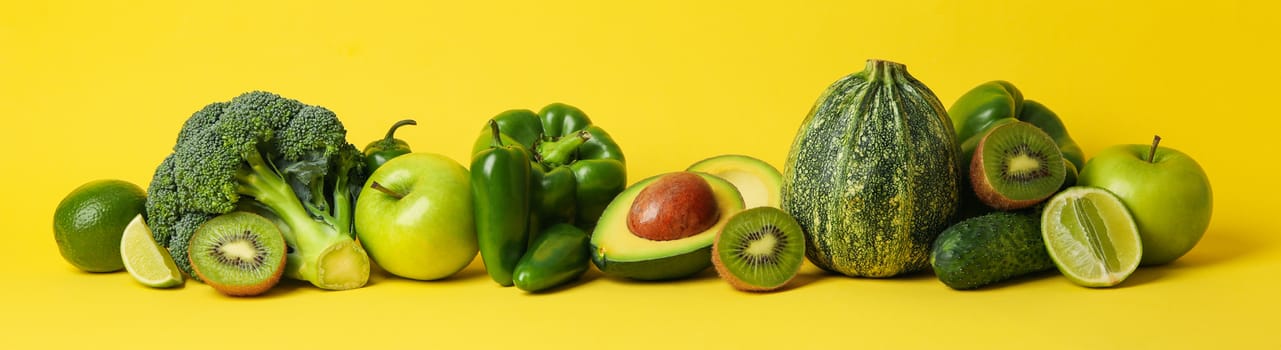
[121,215,184,288]
[1041,187,1142,287]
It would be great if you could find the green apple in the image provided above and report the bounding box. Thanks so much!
[1078,136,1212,266]
[355,153,477,280]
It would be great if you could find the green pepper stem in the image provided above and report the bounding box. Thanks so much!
[1148,135,1162,163]
[369,181,404,200]
[489,120,504,148]
[538,130,590,166]
[384,119,417,141]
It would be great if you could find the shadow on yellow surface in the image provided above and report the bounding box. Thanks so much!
[1175,226,1263,268]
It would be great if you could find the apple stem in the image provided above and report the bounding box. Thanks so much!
[384,119,417,141]
[369,181,404,200]
[1148,135,1162,163]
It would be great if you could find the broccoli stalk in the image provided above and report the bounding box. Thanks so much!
[145,91,370,291]
[236,149,368,290]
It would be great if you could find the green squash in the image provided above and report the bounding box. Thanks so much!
[781,59,961,278]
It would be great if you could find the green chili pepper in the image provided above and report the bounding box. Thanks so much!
[363,119,417,173]
[471,103,626,230]
[471,120,532,287]
[512,223,590,293]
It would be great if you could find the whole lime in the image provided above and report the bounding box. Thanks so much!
[53,179,147,272]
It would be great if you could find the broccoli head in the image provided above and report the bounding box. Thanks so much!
[145,91,370,290]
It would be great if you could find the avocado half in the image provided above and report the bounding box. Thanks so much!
[687,154,782,208]
[590,172,745,280]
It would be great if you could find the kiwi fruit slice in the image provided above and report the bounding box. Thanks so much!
[711,207,805,292]
[189,212,286,297]
[971,121,1066,210]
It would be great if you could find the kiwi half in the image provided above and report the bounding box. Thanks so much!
[971,121,1066,210]
[711,207,805,292]
[189,212,286,297]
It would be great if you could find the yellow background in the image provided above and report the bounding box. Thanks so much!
[3,1,1278,348]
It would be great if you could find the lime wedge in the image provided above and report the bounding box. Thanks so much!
[1041,187,1142,287]
[121,215,184,288]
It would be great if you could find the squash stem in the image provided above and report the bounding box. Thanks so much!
[865,59,906,83]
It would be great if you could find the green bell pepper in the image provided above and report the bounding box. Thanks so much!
[363,119,417,173]
[949,81,1085,172]
[512,223,590,292]
[471,103,627,230]
[471,120,533,286]
[949,81,1085,218]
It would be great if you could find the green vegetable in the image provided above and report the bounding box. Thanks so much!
[471,120,533,286]
[781,59,961,278]
[363,119,417,173]
[470,103,627,229]
[930,211,1054,290]
[949,81,1085,217]
[513,224,590,292]
[144,91,370,291]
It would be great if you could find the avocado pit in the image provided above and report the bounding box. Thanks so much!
[627,172,720,241]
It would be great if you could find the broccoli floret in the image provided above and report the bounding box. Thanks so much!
[145,154,179,244]
[144,91,370,290]
[166,212,214,279]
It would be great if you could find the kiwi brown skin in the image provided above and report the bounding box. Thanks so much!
[188,212,286,297]
[711,207,803,292]
[970,124,1064,210]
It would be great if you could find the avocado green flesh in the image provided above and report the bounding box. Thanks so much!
[590,173,744,280]
[687,155,782,209]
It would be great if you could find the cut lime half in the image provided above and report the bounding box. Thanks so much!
[1041,187,1142,287]
[121,215,184,288]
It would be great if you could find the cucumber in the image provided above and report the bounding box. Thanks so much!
[930,211,1054,290]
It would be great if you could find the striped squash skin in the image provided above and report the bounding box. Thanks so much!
[781,60,961,278]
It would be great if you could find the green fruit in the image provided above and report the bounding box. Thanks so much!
[782,59,961,278]
[687,154,783,208]
[1041,187,1143,287]
[355,153,477,280]
[712,207,805,292]
[189,212,287,296]
[53,179,147,272]
[931,211,1054,290]
[1078,137,1212,266]
[970,120,1066,210]
[121,215,184,288]
[591,172,745,280]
